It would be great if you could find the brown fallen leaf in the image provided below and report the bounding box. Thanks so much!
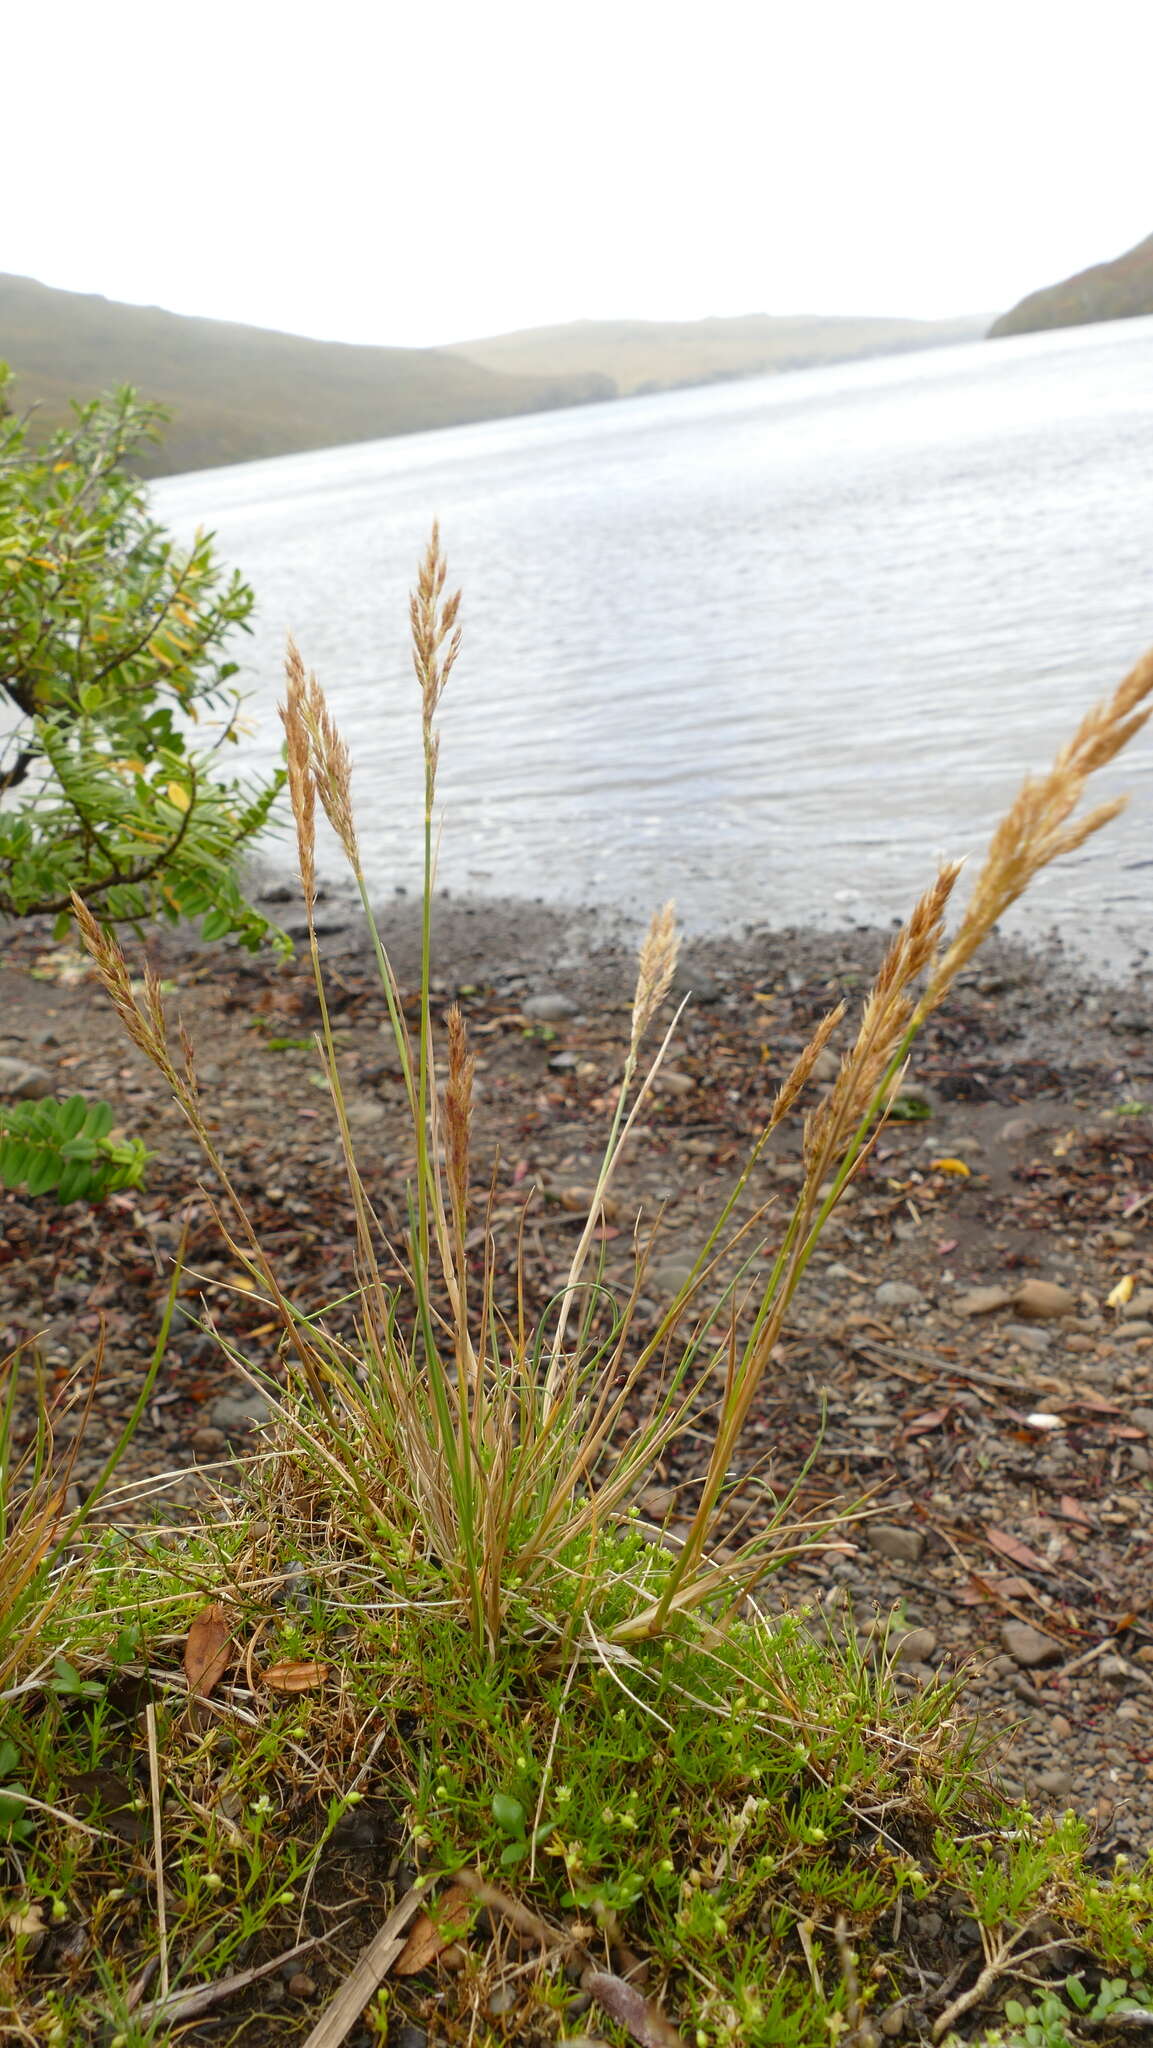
[956,1571,1037,1605]
[903,1407,951,1437]
[392,1884,474,1975]
[261,1660,329,1694]
[184,1604,233,1698]
[985,1529,1053,1575]
[1059,1496,1095,1527]
[586,1970,688,2048]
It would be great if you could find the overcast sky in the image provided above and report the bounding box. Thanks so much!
[7,0,1150,347]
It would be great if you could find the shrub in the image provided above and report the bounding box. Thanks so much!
[0,366,287,952]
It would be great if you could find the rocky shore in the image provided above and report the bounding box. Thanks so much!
[3,887,1153,1853]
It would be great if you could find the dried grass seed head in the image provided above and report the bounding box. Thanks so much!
[631,900,680,1055]
[69,893,166,1070]
[279,638,317,908]
[928,648,1153,1003]
[411,524,462,735]
[300,667,359,873]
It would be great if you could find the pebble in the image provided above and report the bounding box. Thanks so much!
[287,1972,316,1997]
[0,1056,54,1099]
[1097,1655,1132,1682]
[999,1116,1041,1143]
[1002,1323,1051,1352]
[658,1071,696,1096]
[521,992,578,1021]
[866,1524,924,1564]
[647,1259,697,1296]
[1035,1766,1075,1797]
[1116,1322,1153,1340]
[486,1985,518,2016]
[1124,1292,1153,1319]
[211,1392,272,1432]
[1128,1409,1153,1438]
[874,1281,926,1312]
[893,1626,938,1665]
[1013,1279,1077,1320]
[954,1285,1016,1316]
[1002,1621,1062,1668]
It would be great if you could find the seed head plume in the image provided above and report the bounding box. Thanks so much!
[69,893,175,1082]
[411,522,462,753]
[769,1000,845,1127]
[927,648,1153,1005]
[279,638,317,911]
[299,665,360,875]
[805,860,962,1170]
[630,900,680,1058]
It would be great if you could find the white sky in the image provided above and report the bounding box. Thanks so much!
[6,0,1152,347]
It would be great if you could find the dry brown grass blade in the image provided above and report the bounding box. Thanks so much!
[299,1883,427,2048]
[144,1703,168,2000]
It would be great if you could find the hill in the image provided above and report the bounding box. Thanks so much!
[1,275,985,480]
[989,231,1153,338]
[0,273,612,477]
[447,310,984,396]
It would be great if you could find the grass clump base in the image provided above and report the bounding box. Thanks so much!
[5,1495,1153,2047]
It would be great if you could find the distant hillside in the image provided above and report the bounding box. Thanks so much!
[0,274,987,481]
[447,310,985,396]
[0,273,612,477]
[990,232,1153,338]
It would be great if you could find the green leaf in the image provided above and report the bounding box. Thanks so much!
[57,1094,89,1141]
[491,1793,525,1838]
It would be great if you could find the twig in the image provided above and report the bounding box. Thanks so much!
[300,1882,426,2048]
[144,1702,168,2000]
[1053,1636,1117,1682]
[932,1935,1066,2042]
[129,1927,336,2027]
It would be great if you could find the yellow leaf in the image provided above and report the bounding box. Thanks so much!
[1108,1274,1135,1308]
[166,782,191,812]
[930,1157,971,1177]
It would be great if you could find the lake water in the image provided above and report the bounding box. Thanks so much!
[153,317,1153,959]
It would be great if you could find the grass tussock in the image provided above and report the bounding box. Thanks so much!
[2,534,1152,2043]
[72,538,1153,1660]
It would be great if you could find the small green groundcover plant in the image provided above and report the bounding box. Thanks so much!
[0,1093,149,1204]
[1,533,1151,2042]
